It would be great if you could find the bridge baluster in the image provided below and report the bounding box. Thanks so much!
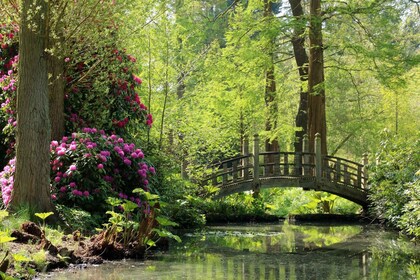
[335,159,341,182]
[274,153,280,176]
[294,152,302,176]
[283,154,289,175]
[242,136,250,180]
[232,161,238,182]
[222,162,228,185]
[344,165,350,184]
[302,135,310,176]
[253,134,260,182]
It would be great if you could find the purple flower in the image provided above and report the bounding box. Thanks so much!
[123,158,131,165]
[83,191,90,197]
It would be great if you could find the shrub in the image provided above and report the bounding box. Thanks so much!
[0,128,156,214]
[369,133,419,239]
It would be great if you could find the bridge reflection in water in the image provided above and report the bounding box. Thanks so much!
[162,224,370,280]
[202,134,369,208]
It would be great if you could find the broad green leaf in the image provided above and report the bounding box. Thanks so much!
[155,216,178,227]
[12,254,31,262]
[34,212,54,220]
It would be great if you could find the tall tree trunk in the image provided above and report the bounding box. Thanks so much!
[263,0,279,175]
[308,0,327,155]
[11,0,54,213]
[289,0,309,153]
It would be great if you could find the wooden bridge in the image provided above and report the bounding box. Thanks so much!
[202,134,369,208]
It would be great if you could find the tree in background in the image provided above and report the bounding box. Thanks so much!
[307,0,327,154]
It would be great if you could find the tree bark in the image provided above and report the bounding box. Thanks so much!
[308,0,327,155]
[289,0,309,153]
[263,0,279,175]
[10,0,54,213]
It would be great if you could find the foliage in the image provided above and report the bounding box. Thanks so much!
[0,23,18,164]
[64,48,152,137]
[102,190,180,251]
[55,204,102,234]
[369,132,420,239]
[0,129,156,215]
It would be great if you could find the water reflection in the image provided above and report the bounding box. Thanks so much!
[38,223,419,280]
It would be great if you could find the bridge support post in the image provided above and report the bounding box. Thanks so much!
[362,153,369,189]
[253,134,260,182]
[315,133,322,179]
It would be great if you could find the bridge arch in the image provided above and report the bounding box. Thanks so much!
[202,134,369,208]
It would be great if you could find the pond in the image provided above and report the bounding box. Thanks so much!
[37,222,419,280]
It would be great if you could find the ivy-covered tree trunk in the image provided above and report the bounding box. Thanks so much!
[10,0,55,213]
[289,0,309,154]
[307,0,327,154]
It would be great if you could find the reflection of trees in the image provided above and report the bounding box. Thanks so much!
[195,224,363,254]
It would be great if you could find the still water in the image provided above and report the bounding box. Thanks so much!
[39,222,419,280]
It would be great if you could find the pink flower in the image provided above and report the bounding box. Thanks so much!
[57,148,66,156]
[54,177,61,183]
[97,163,104,169]
[133,75,142,85]
[69,165,77,171]
[69,182,77,188]
[149,167,156,174]
[64,57,70,62]
[123,158,131,166]
[83,191,89,197]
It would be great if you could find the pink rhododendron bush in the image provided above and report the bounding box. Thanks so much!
[0,23,155,212]
[1,128,156,213]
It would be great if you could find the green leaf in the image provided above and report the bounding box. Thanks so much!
[12,254,31,262]
[106,197,122,207]
[152,228,181,243]
[34,212,54,221]
[132,188,159,200]
[0,235,16,244]
[155,216,178,227]
[122,201,138,213]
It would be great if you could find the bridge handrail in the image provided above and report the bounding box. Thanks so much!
[205,154,252,170]
[323,155,364,168]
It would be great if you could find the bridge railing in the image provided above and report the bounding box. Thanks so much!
[203,155,254,186]
[201,133,368,191]
[259,151,316,177]
[322,155,368,190]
